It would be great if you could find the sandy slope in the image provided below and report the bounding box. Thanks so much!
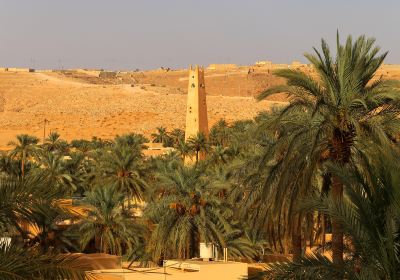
[0,72,284,147]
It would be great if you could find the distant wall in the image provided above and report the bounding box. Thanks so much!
[207,64,238,70]
[7,68,33,72]
[36,69,53,73]
[271,64,289,69]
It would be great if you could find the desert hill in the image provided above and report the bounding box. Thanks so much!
[0,63,399,147]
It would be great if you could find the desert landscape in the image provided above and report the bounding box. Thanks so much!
[2,1,400,279]
[1,63,400,147]
[0,65,286,147]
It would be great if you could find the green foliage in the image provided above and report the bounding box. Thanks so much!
[0,243,94,280]
[144,160,232,259]
[8,134,40,176]
[151,126,173,147]
[261,150,400,279]
[43,131,69,153]
[76,185,143,255]
[32,150,75,194]
[91,139,148,202]
[187,132,210,163]
[252,33,400,265]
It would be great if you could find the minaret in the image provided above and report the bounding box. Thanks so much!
[184,65,209,164]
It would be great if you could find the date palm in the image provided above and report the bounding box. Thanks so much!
[43,131,69,153]
[209,119,231,147]
[175,139,190,161]
[151,126,172,147]
[0,175,62,239]
[8,134,39,177]
[0,243,93,280]
[187,132,210,163]
[264,147,400,279]
[169,128,185,147]
[33,151,75,195]
[257,33,400,266]
[77,185,142,255]
[115,133,148,153]
[0,152,26,178]
[93,141,148,205]
[0,175,93,279]
[70,139,93,154]
[144,160,230,259]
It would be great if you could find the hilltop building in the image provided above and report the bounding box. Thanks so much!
[207,64,237,70]
[255,60,272,67]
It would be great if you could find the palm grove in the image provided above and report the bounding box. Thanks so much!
[1,34,400,280]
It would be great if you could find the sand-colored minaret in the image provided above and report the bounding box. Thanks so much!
[184,65,209,164]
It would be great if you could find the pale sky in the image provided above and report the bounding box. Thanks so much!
[0,0,398,70]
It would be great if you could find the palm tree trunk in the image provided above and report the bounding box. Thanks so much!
[21,150,25,177]
[291,233,302,262]
[331,175,344,267]
[292,215,302,262]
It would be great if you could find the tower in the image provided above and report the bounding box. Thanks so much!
[184,65,209,164]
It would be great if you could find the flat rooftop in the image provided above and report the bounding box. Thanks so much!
[93,260,247,280]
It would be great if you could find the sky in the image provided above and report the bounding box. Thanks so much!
[0,0,399,70]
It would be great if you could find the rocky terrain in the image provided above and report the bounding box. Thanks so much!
[0,70,285,147]
[0,63,399,148]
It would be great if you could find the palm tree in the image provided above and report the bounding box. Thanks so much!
[169,128,185,147]
[115,133,148,153]
[175,139,190,161]
[26,202,77,253]
[187,132,210,163]
[0,175,60,239]
[93,141,148,206]
[151,126,172,147]
[70,139,93,154]
[0,173,94,279]
[43,131,69,153]
[0,243,93,280]
[8,134,39,177]
[33,150,75,195]
[63,151,90,196]
[77,185,142,255]
[0,152,25,178]
[264,147,400,279]
[208,145,230,166]
[209,119,231,147]
[257,34,400,266]
[144,161,231,260]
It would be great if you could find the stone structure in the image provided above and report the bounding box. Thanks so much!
[207,63,237,70]
[291,61,305,68]
[7,67,33,72]
[184,65,209,164]
[255,60,272,67]
[37,69,53,73]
